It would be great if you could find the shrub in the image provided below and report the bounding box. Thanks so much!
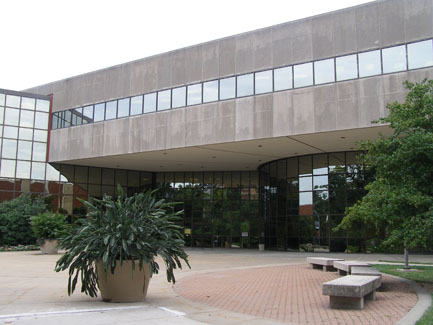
[30,212,69,240]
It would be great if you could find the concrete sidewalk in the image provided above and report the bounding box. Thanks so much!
[0,249,431,324]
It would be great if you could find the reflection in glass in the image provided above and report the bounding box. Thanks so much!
[17,140,32,160]
[237,74,253,97]
[299,192,313,214]
[299,156,312,176]
[21,97,35,110]
[313,154,328,175]
[408,40,433,70]
[274,66,292,91]
[299,176,312,191]
[130,95,143,115]
[294,62,313,88]
[5,108,19,126]
[0,94,4,106]
[83,105,94,124]
[31,162,45,180]
[2,139,17,158]
[255,70,272,94]
[6,95,20,108]
[35,112,49,129]
[16,161,30,179]
[314,59,335,85]
[46,164,60,181]
[336,54,358,81]
[314,175,328,189]
[220,77,235,100]
[157,90,171,111]
[72,107,83,126]
[203,80,218,103]
[94,103,105,122]
[4,126,18,139]
[187,84,202,105]
[0,159,15,177]
[358,50,381,77]
[117,98,130,118]
[172,86,186,108]
[382,45,407,73]
[36,99,50,112]
[105,101,117,120]
[32,142,47,161]
[0,107,4,124]
[144,93,157,113]
[19,128,33,140]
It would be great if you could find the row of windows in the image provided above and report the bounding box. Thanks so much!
[0,94,50,112]
[52,39,433,129]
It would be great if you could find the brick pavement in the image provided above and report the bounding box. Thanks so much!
[174,264,418,324]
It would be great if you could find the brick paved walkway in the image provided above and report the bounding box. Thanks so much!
[174,264,418,324]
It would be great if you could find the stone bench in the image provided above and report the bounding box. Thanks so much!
[351,266,381,277]
[306,257,344,272]
[333,260,371,275]
[322,275,381,309]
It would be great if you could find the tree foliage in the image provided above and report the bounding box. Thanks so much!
[338,80,433,251]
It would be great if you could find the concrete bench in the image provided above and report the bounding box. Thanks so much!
[306,257,344,272]
[322,275,381,309]
[351,266,381,277]
[333,260,371,275]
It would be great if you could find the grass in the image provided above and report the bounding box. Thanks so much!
[378,260,433,265]
[0,244,40,252]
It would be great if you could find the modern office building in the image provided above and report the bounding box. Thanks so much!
[1,0,432,251]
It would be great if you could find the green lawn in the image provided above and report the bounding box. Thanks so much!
[378,260,433,265]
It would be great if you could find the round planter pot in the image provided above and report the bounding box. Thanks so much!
[258,244,265,252]
[96,260,151,303]
[39,239,59,254]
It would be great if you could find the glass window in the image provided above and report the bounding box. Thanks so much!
[36,99,50,112]
[4,108,19,126]
[94,103,105,122]
[157,90,171,111]
[31,162,46,180]
[187,84,202,105]
[35,112,49,129]
[6,95,20,108]
[314,59,335,85]
[294,62,313,88]
[203,80,218,103]
[17,140,32,160]
[21,97,35,110]
[408,40,433,70]
[19,128,33,140]
[2,139,17,159]
[0,93,4,106]
[172,86,186,108]
[299,176,312,191]
[16,161,31,179]
[105,100,117,120]
[0,159,15,178]
[46,164,60,182]
[4,126,18,139]
[51,114,58,129]
[255,70,272,94]
[72,107,83,126]
[130,95,143,115]
[237,74,253,97]
[83,105,94,124]
[313,175,328,189]
[274,66,293,91]
[382,45,407,73]
[144,93,157,113]
[32,142,46,161]
[34,130,47,142]
[220,77,235,100]
[358,50,381,77]
[0,107,4,124]
[64,110,72,127]
[336,54,358,81]
[117,98,130,118]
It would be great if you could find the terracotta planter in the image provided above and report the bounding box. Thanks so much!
[39,239,59,254]
[96,260,151,302]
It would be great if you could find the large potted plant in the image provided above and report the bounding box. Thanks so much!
[30,212,68,254]
[55,187,190,302]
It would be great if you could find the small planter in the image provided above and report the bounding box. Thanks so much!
[96,260,151,303]
[39,239,59,254]
[259,244,265,252]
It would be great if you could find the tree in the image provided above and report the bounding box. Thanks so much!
[337,80,433,267]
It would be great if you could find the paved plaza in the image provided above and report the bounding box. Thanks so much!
[0,249,431,324]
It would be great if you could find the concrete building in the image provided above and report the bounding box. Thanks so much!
[2,0,432,250]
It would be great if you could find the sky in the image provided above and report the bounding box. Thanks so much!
[0,0,372,91]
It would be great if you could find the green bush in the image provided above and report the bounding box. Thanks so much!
[0,194,48,246]
[30,212,68,240]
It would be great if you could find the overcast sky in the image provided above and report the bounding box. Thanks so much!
[0,0,371,91]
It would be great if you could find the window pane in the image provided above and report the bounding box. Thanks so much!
[2,139,17,158]
[32,142,47,161]
[187,84,202,105]
[83,105,94,124]
[157,90,171,111]
[94,103,105,122]
[144,93,157,113]
[35,112,49,129]
[382,45,407,73]
[31,162,46,180]
[117,98,130,118]
[21,97,35,110]
[408,40,433,70]
[46,164,60,182]
[255,70,272,94]
[16,161,31,179]
[358,50,381,77]
[237,73,253,97]
[336,54,358,81]
[314,59,335,85]
[0,94,4,106]
[0,107,4,124]
[130,95,143,115]
[6,95,20,108]
[274,66,293,91]
[203,80,218,103]
[34,130,47,142]
[4,108,19,126]
[36,99,50,112]
[17,140,32,160]
[71,107,83,126]
[294,62,313,87]
[220,77,235,100]
[172,86,186,108]
[51,114,58,129]
[0,159,15,178]
[19,128,33,140]
[4,126,18,139]
[105,100,117,120]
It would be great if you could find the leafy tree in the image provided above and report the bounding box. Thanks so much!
[337,80,433,266]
